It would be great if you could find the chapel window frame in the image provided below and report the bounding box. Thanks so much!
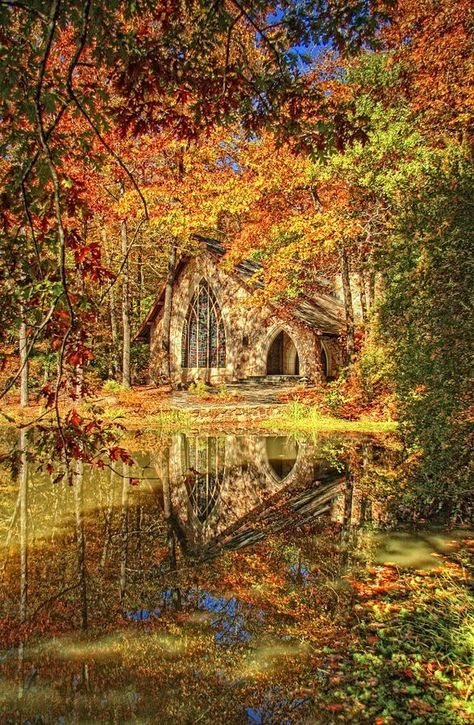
[181,278,226,369]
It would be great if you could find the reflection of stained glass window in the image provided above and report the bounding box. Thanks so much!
[181,279,226,368]
[181,436,225,523]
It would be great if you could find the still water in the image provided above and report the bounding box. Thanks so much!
[0,431,468,723]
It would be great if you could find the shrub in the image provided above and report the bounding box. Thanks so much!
[103,379,128,394]
[322,377,349,416]
[188,380,209,397]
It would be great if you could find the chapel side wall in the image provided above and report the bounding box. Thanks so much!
[148,252,330,385]
[149,317,167,384]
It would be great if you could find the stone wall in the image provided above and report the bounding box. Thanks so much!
[149,251,341,385]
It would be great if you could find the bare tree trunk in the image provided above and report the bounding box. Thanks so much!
[358,269,368,325]
[368,271,376,311]
[340,244,355,364]
[102,229,120,378]
[19,307,28,408]
[121,220,131,387]
[161,243,176,384]
[136,250,143,323]
[75,365,83,401]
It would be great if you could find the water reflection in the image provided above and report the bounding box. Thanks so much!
[2,428,460,723]
[265,436,299,481]
[167,433,354,556]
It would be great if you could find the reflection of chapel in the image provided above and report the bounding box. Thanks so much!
[165,434,362,550]
[136,237,345,385]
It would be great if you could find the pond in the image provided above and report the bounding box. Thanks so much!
[0,430,471,723]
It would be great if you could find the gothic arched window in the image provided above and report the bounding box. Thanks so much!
[181,279,226,368]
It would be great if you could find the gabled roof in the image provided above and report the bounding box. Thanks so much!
[134,236,345,341]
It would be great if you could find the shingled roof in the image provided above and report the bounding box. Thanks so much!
[134,236,345,341]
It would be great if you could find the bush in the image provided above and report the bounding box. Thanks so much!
[322,377,349,416]
[103,379,128,394]
[188,380,209,397]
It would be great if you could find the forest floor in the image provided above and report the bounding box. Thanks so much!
[2,382,396,434]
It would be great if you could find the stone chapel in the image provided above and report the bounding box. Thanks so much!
[135,237,345,386]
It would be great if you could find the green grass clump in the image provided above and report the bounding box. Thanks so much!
[145,408,193,432]
[102,406,127,420]
[262,402,397,434]
[103,379,129,394]
[187,380,209,397]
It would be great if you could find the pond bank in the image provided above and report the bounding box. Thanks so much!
[2,383,396,435]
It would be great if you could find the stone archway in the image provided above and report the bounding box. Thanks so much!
[266,329,300,375]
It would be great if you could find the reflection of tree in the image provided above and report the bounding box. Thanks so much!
[100,467,115,569]
[17,429,29,706]
[74,459,88,630]
[162,446,176,571]
[119,461,130,606]
[162,446,182,609]
[19,429,28,625]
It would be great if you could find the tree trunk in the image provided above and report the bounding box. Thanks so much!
[102,229,120,378]
[340,244,355,364]
[136,250,143,323]
[161,243,176,384]
[358,269,368,325]
[121,220,131,387]
[368,271,376,310]
[19,307,28,408]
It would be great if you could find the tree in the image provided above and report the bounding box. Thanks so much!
[0,0,385,471]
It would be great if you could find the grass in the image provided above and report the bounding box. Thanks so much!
[261,402,397,434]
[142,408,193,433]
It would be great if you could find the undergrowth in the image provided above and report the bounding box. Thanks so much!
[264,402,397,434]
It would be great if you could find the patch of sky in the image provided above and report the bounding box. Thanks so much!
[125,588,263,645]
[288,562,311,584]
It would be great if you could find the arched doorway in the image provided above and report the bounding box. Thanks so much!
[267,330,300,375]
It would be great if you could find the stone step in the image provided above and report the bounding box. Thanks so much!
[234,375,305,386]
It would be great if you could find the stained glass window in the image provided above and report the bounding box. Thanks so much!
[181,279,226,368]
